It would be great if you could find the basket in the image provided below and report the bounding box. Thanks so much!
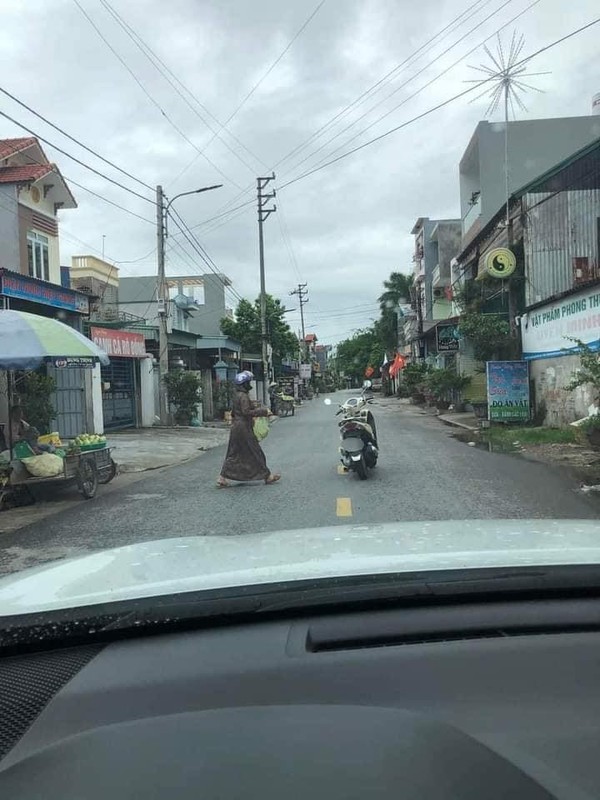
[79,442,107,452]
[14,440,36,459]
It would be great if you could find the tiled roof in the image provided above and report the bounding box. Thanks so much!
[305,333,317,341]
[0,163,54,185]
[0,137,37,160]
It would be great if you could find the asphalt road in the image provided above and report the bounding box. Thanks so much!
[0,392,598,574]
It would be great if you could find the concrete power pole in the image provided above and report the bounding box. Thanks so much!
[156,184,169,425]
[257,174,276,405]
[290,283,308,357]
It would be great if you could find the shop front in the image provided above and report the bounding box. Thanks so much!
[90,327,150,430]
[0,269,93,438]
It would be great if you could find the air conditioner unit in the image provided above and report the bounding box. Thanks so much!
[433,288,444,299]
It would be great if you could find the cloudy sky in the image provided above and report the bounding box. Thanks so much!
[1,0,599,343]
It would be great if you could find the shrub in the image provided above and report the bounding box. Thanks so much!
[163,370,202,425]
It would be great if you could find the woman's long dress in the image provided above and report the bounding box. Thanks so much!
[220,388,270,481]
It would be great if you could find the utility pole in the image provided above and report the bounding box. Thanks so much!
[156,185,169,426]
[290,283,308,357]
[156,183,222,425]
[257,174,276,405]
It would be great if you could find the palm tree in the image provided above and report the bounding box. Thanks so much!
[378,271,414,313]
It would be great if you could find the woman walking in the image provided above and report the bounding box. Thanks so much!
[217,371,281,487]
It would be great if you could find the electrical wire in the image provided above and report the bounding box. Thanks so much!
[73,0,242,189]
[219,0,327,134]
[286,0,520,176]
[277,15,600,192]
[98,0,264,177]
[273,0,494,172]
[0,108,154,204]
[0,85,154,192]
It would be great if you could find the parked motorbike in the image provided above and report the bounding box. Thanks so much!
[327,390,379,480]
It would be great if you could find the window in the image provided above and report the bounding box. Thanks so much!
[27,231,50,281]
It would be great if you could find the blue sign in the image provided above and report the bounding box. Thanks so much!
[486,361,530,422]
[0,269,89,314]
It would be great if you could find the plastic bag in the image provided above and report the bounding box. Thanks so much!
[253,416,270,442]
[21,453,64,478]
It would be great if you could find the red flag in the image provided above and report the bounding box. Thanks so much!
[389,354,406,378]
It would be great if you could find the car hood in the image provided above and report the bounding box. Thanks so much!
[0,519,599,616]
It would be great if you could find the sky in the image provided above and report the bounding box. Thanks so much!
[1,0,599,345]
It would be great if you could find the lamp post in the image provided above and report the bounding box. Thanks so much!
[156,183,222,425]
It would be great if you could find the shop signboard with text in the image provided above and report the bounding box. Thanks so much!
[436,323,460,352]
[90,327,146,358]
[0,269,89,314]
[299,363,312,380]
[521,285,600,360]
[486,361,530,422]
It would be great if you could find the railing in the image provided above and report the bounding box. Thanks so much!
[462,196,481,235]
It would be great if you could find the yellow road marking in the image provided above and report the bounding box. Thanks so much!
[336,497,352,517]
[337,464,348,475]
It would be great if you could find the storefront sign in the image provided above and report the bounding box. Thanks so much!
[90,327,146,358]
[52,356,96,369]
[0,269,89,314]
[478,248,516,280]
[299,363,312,379]
[436,323,460,352]
[486,361,530,422]
[521,285,600,360]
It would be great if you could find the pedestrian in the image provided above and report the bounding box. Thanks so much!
[217,371,281,488]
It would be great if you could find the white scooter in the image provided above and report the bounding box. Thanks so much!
[326,382,379,480]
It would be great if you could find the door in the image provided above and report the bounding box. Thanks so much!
[49,367,87,438]
[101,358,136,429]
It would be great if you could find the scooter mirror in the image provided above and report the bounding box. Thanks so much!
[323,398,332,406]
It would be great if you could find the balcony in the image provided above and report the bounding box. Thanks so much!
[462,195,481,236]
[432,264,451,289]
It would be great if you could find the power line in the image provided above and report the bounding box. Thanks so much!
[176,0,524,237]
[287,0,519,176]
[219,0,327,133]
[273,0,492,172]
[278,15,600,191]
[0,84,154,192]
[98,0,264,177]
[168,209,245,304]
[0,108,154,204]
[73,0,242,189]
[183,0,492,230]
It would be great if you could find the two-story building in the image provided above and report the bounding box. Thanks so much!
[0,137,103,437]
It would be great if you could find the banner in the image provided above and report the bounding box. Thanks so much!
[90,327,146,358]
[521,285,600,360]
[486,361,530,422]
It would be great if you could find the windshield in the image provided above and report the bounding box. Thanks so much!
[0,0,599,617]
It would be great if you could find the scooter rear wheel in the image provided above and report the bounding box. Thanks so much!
[355,454,368,480]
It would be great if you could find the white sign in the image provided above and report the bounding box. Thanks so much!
[521,285,600,360]
[299,363,312,379]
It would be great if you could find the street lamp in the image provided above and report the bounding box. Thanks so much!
[156,182,223,425]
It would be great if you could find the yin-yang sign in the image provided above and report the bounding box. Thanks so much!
[484,247,516,279]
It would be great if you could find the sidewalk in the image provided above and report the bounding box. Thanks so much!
[107,426,230,473]
[437,412,480,433]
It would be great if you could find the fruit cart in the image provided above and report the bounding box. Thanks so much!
[2,441,117,509]
[0,309,113,510]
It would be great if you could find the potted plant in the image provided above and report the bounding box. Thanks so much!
[16,372,57,434]
[212,380,234,421]
[163,371,203,426]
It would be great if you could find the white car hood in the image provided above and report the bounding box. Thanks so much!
[1,519,600,616]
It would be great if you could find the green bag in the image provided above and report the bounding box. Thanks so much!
[253,416,269,442]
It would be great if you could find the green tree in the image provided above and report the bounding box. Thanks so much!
[221,295,298,371]
[378,271,414,313]
[336,328,383,383]
[377,271,414,351]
